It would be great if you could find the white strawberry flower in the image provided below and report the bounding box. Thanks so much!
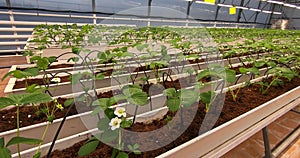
[51,77,61,83]
[109,117,122,130]
[114,107,126,117]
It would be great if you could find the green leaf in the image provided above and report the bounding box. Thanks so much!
[163,88,176,97]
[127,91,148,106]
[254,61,265,68]
[97,117,110,131]
[30,56,41,63]
[0,137,4,148]
[6,137,42,147]
[268,68,278,74]
[47,56,57,63]
[116,152,129,158]
[120,119,132,128]
[121,51,134,58]
[70,73,82,84]
[7,94,25,105]
[128,144,133,151]
[122,87,142,97]
[0,97,15,109]
[25,84,38,93]
[239,67,248,74]
[0,148,11,158]
[72,47,80,54]
[248,67,260,75]
[64,98,74,107]
[200,91,215,105]
[91,106,104,115]
[78,139,99,156]
[92,98,113,109]
[272,79,284,86]
[225,69,236,83]
[185,54,198,59]
[1,71,14,81]
[179,89,198,107]
[136,43,148,51]
[12,70,25,79]
[111,148,118,158]
[67,57,79,63]
[47,115,55,123]
[279,57,289,64]
[37,57,49,70]
[95,73,105,80]
[33,152,41,158]
[104,108,115,120]
[101,129,118,143]
[113,94,127,102]
[20,93,52,105]
[167,98,180,112]
[133,143,139,149]
[134,150,141,155]
[197,70,210,80]
[267,61,276,67]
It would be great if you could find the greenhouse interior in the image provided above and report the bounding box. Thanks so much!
[0,0,300,158]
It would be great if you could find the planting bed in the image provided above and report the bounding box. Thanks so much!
[1,26,299,158]
[46,77,300,158]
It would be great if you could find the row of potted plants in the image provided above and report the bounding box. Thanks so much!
[0,25,299,158]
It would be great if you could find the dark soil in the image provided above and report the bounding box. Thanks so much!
[46,77,300,158]
[0,90,117,132]
[13,69,114,89]
[12,59,223,90]
[48,64,75,69]
[17,64,75,71]
[2,74,201,133]
[14,76,71,89]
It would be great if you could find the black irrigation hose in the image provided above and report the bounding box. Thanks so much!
[0,65,12,69]
[46,102,76,158]
[132,106,139,125]
[43,71,72,97]
[162,72,177,91]
[162,71,185,125]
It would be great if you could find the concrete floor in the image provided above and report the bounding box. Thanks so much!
[222,110,300,158]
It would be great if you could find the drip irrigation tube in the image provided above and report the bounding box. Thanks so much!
[0,65,11,69]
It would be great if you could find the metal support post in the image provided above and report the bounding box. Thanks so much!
[92,0,96,24]
[147,0,152,27]
[186,1,193,26]
[262,127,272,158]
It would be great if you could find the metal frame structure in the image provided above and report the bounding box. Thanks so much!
[0,0,299,55]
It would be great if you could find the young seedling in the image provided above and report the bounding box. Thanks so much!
[229,66,259,102]
[258,67,297,95]
[200,91,216,112]
[197,63,236,111]
[0,92,52,158]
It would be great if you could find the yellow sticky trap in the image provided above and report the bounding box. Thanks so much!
[204,0,216,4]
[229,7,236,15]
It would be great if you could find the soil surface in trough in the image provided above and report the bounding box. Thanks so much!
[2,65,279,133]
[13,69,114,89]
[45,77,300,158]
[2,61,281,134]
[13,58,236,89]
[0,90,116,132]
[17,64,75,71]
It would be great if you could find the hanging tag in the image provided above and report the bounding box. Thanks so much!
[204,0,216,4]
[229,7,236,15]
